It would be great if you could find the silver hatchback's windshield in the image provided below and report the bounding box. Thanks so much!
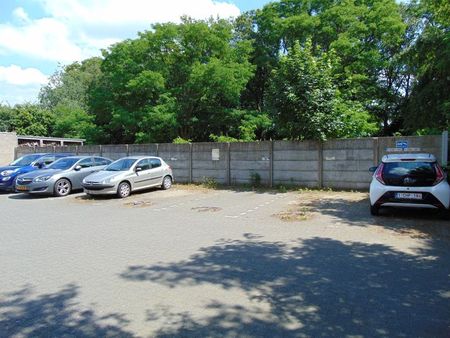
[10,154,42,166]
[47,158,79,170]
[105,159,137,171]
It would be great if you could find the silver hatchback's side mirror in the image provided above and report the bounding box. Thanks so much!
[135,167,143,173]
[74,165,82,171]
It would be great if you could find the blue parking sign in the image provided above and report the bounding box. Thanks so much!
[396,140,409,149]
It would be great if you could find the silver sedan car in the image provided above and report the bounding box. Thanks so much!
[15,156,112,197]
[82,156,173,198]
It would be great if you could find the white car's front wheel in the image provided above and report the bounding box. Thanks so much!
[117,181,131,198]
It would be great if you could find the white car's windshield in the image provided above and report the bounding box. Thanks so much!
[105,159,137,171]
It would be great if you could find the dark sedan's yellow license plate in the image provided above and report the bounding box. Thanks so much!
[16,185,29,191]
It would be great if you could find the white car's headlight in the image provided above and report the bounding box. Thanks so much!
[34,176,52,182]
[101,178,113,184]
[1,169,18,176]
[1,177,10,181]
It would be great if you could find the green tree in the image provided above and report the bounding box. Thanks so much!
[270,40,375,140]
[405,0,450,132]
[0,104,14,132]
[90,17,255,143]
[39,57,102,142]
[12,104,55,136]
[39,58,102,111]
[239,0,406,135]
[52,103,96,141]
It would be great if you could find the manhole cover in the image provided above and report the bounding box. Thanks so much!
[191,206,222,213]
[124,200,153,207]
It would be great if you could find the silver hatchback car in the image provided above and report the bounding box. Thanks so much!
[82,156,173,198]
[15,156,112,197]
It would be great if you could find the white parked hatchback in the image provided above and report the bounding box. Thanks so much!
[369,153,450,218]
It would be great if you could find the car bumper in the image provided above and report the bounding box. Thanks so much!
[15,182,53,194]
[0,179,15,191]
[82,183,116,195]
[370,180,450,210]
[0,182,14,191]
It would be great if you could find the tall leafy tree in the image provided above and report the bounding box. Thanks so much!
[90,17,255,143]
[406,0,450,132]
[11,104,55,136]
[0,105,14,132]
[239,0,406,135]
[270,40,376,140]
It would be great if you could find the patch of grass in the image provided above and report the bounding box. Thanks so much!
[202,177,218,189]
[249,172,261,187]
[273,206,311,222]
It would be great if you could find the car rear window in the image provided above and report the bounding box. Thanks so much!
[382,161,437,187]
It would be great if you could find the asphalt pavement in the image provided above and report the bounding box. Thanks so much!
[0,186,449,337]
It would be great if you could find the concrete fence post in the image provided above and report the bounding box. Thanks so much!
[442,131,448,166]
[126,144,130,156]
[227,142,231,186]
[99,145,103,156]
[373,137,380,165]
[269,140,274,188]
[189,143,193,184]
[156,144,159,157]
[75,145,79,155]
[318,141,323,189]
[52,145,56,153]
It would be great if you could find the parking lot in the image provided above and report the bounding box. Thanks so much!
[1,186,449,337]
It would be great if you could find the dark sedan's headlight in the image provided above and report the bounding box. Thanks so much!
[34,176,52,182]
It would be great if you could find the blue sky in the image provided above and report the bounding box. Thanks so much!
[0,0,272,105]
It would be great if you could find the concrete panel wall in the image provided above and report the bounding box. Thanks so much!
[323,138,375,189]
[230,142,270,185]
[0,132,18,165]
[159,143,191,183]
[13,134,445,190]
[273,140,319,187]
[193,143,228,184]
[377,135,443,163]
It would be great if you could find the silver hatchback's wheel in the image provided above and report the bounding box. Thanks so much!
[117,181,131,198]
[54,178,71,197]
[162,176,172,190]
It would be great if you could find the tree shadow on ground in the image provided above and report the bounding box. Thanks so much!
[121,237,450,337]
[302,196,450,240]
[0,284,134,337]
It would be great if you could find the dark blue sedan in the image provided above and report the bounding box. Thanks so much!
[0,153,72,192]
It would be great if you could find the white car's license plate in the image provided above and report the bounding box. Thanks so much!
[16,185,29,191]
[395,192,422,200]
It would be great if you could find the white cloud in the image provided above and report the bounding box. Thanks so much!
[0,65,48,104]
[0,65,48,86]
[12,7,30,23]
[0,82,41,105]
[0,1,241,104]
[0,16,84,62]
[39,0,240,26]
[0,1,241,63]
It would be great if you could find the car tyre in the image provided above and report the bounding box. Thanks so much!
[54,178,72,197]
[161,176,172,190]
[441,209,450,220]
[370,205,379,216]
[117,181,131,198]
